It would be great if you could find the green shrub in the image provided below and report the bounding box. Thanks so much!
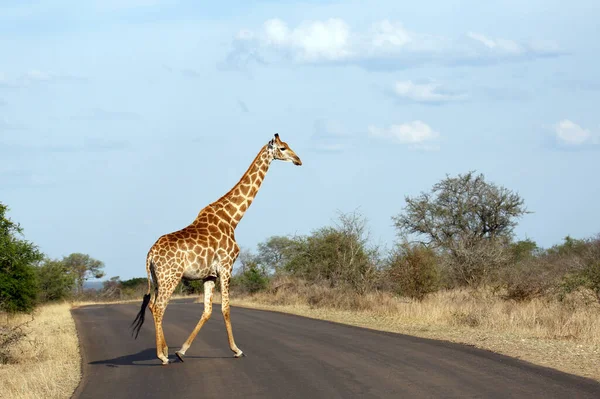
[238,264,269,294]
[0,203,43,313]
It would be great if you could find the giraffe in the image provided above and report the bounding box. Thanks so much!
[130,133,302,365]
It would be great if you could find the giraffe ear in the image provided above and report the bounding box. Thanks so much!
[268,139,274,148]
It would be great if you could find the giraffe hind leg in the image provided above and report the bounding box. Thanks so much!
[152,284,177,365]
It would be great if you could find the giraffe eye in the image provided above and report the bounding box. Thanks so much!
[280,147,286,151]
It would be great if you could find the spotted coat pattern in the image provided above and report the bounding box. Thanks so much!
[143,134,302,365]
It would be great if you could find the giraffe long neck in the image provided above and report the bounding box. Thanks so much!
[207,145,272,228]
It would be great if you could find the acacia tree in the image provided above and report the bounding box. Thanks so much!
[393,171,529,286]
[255,236,297,274]
[0,203,43,313]
[36,258,76,302]
[62,253,105,295]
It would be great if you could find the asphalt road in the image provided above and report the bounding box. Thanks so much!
[71,299,600,399]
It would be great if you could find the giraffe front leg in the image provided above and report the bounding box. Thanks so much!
[220,273,244,358]
[175,279,215,362]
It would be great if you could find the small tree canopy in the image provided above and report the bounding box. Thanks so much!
[36,258,76,302]
[393,171,529,250]
[62,252,105,295]
[255,236,297,274]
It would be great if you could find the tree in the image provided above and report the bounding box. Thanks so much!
[393,171,529,286]
[62,253,105,295]
[510,239,540,262]
[255,236,297,274]
[0,203,43,313]
[101,276,121,298]
[284,210,379,293]
[120,277,147,291]
[36,258,76,302]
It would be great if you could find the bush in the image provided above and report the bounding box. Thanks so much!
[555,235,600,302]
[283,211,380,294]
[237,264,269,294]
[387,242,439,300]
[493,236,600,302]
[0,203,43,313]
[497,257,559,301]
[0,321,29,364]
[181,279,204,295]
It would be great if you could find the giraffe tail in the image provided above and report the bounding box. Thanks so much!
[130,258,156,339]
[130,293,151,339]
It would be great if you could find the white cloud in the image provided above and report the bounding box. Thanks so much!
[225,18,562,70]
[467,32,524,54]
[554,120,596,146]
[393,80,466,103]
[368,121,440,150]
[370,20,412,48]
[262,18,353,62]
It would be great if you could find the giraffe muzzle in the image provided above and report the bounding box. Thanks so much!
[292,156,302,166]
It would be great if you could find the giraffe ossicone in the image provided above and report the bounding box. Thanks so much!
[130,133,302,365]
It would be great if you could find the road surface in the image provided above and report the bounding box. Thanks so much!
[71,299,600,398]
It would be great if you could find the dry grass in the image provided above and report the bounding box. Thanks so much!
[0,303,80,399]
[229,279,600,381]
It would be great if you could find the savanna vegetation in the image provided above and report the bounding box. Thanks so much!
[1,170,599,393]
[225,171,600,380]
[229,171,600,305]
[0,202,104,398]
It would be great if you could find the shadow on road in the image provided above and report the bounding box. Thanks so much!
[89,348,163,367]
[88,348,234,367]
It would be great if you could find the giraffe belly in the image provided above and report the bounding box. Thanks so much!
[182,258,219,280]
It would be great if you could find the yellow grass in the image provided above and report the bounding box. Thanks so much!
[230,283,600,381]
[0,303,80,399]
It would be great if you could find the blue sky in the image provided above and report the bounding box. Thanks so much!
[1,0,599,281]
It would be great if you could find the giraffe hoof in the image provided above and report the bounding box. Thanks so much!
[234,352,245,358]
[175,351,185,362]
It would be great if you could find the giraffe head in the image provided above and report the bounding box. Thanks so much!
[268,133,302,166]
